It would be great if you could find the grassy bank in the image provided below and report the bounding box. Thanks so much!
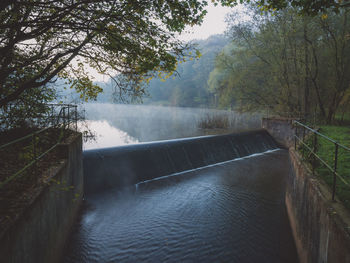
[312,125,350,209]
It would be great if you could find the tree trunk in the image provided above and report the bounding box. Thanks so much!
[303,19,310,119]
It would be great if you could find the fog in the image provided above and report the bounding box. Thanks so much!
[80,103,261,150]
[79,120,139,150]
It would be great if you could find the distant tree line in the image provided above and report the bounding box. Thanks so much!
[143,35,228,108]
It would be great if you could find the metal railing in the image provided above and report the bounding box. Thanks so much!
[265,109,301,119]
[0,103,78,189]
[293,120,350,201]
[263,106,323,126]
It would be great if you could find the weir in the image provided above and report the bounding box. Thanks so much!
[63,129,299,262]
[83,129,278,194]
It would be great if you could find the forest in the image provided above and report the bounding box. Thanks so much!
[144,35,228,107]
[103,3,350,124]
[1,1,349,125]
[209,5,350,123]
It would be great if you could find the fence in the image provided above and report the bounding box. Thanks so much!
[293,120,350,201]
[0,104,78,189]
[264,107,321,126]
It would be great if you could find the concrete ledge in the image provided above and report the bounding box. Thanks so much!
[287,148,350,263]
[262,117,295,148]
[0,133,83,263]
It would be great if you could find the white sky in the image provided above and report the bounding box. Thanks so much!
[178,2,234,41]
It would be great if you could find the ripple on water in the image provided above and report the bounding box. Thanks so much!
[64,150,298,263]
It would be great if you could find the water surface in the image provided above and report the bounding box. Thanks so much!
[79,120,139,150]
[64,149,298,263]
[80,104,261,149]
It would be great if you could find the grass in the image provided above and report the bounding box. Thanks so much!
[335,112,350,124]
[302,125,350,209]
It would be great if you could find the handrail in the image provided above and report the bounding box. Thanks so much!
[293,120,350,201]
[0,103,78,189]
[294,120,350,151]
[0,126,51,150]
[294,135,349,187]
[0,105,77,150]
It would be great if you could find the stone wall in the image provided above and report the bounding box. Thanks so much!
[263,117,350,263]
[0,133,83,263]
[261,117,295,148]
[287,149,350,263]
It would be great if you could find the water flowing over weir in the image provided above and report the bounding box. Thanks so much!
[64,130,299,262]
[83,129,278,194]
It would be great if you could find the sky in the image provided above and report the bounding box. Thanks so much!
[178,2,234,41]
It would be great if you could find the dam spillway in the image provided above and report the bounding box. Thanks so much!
[83,129,278,194]
[64,130,298,262]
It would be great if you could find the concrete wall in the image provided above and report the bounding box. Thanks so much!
[261,117,295,148]
[263,118,350,263]
[0,133,83,263]
[287,149,350,263]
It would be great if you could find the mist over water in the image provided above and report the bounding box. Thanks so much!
[79,120,139,150]
[80,103,261,149]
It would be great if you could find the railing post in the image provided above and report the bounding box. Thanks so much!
[312,132,317,174]
[51,105,55,126]
[332,143,339,201]
[62,107,65,128]
[32,133,37,176]
[67,105,70,130]
[302,126,306,157]
[313,108,316,127]
[294,124,297,149]
[63,107,66,139]
[75,106,78,131]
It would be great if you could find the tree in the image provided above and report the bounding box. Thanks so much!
[1,0,348,111]
[209,6,350,123]
[241,0,350,15]
[144,34,228,107]
[0,0,219,108]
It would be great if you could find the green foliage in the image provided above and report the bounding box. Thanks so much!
[208,6,350,122]
[210,0,348,14]
[1,0,227,108]
[0,86,56,130]
[144,35,229,107]
[297,125,350,208]
[1,0,347,112]
[247,0,348,15]
[315,126,350,208]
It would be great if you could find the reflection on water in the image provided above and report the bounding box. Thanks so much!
[80,103,261,150]
[79,120,139,150]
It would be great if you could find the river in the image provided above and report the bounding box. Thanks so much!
[65,103,298,262]
[79,103,261,150]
